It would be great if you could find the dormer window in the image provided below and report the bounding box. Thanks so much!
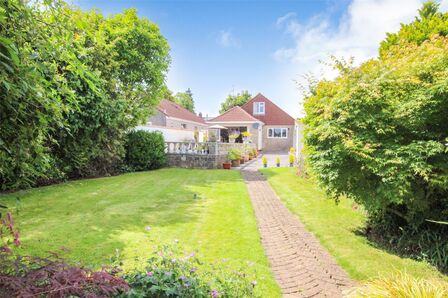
[253,102,265,115]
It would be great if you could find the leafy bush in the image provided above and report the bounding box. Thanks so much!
[0,0,170,191]
[121,244,258,298]
[304,4,448,271]
[289,154,295,165]
[345,272,448,298]
[125,131,166,171]
[0,211,129,297]
[227,149,242,161]
[0,253,129,298]
[262,156,267,165]
[305,36,448,227]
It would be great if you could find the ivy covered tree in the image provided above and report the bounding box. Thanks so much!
[219,90,252,114]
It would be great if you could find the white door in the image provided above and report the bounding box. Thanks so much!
[258,125,263,149]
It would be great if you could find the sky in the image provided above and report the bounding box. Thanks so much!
[75,0,448,118]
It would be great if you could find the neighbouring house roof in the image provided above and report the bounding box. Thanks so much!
[158,99,206,125]
[208,106,263,123]
[241,93,295,125]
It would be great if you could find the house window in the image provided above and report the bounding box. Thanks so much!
[181,124,187,129]
[268,128,288,138]
[253,102,265,115]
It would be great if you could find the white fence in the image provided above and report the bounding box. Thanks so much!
[135,125,205,142]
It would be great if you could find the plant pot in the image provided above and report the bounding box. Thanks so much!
[223,162,231,170]
[276,164,280,167]
[290,163,293,167]
[263,164,267,168]
[231,160,240,167]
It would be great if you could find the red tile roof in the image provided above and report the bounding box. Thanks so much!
[241,93,295,125]
[158,99,206,125]
[208,106,262,123]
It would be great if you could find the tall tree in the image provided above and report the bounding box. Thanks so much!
[379,0,448,58]
[0,0,170,190]
[303,1,448,244]
[219,90,252,114]
[174,88,195,112]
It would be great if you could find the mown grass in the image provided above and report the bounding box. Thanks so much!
[0,168,281,297]
[261,167,447,282]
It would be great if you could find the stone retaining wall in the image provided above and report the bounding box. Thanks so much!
[165,142,256,169]
[166,153,228,169]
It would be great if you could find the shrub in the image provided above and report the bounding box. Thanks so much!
[262,156,267,165]
[0,0,170,191]
[304,37,448,233]
[228,148,242,161]
[289,154,295,165]
[121,244,258,298]
[345,272,448,298]
[0,253,129,298]
[303,6,448,269]
[0,211,129,297]
[125,130,166,171]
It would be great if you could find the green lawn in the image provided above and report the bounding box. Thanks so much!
[0,169,281,297]
[261,168,446,282]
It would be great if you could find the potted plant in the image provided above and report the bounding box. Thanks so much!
[262,156,267,168]
[228,148,242,167]
[242,131,251,142]
[289,154,295,167]
[276,157,280,167]
[222,161,231,169]
[248,151,254,160]
[228,133,239,143]
[253,148,258,158]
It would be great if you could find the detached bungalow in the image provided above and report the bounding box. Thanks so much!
[208,93,297,152]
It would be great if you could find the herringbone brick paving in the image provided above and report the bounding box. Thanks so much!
[241,169,354,297]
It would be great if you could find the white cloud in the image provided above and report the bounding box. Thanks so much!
[441,0,448,11]
[276,12,296,27]
[216,29,239,48]
[274,0,426,116]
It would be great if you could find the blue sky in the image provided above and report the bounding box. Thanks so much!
[76,0,448,118]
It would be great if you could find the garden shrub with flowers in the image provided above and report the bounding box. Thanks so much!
[0,209,129,297]
[121,244,259,298]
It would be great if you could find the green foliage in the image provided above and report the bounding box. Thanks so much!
[173,88,195,112]
[304,34,448,228]
[219,90,252,114]
[346,272,448,298]
[0,0,170,190]
[125,131,166,171]
[122,244,258,298]
[380,1,448,58]
[261,156,267,165]
[227,149,242,161]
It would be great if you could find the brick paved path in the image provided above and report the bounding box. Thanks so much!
[241,169,354,297]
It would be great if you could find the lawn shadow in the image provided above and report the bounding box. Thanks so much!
[351,226,447,276]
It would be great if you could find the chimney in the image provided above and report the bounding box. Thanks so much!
[198,112,203,118]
